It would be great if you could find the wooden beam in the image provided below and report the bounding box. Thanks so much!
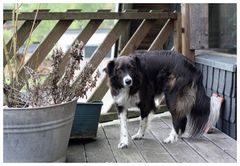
[43,18,105,86]
[4,20,41,67]
[72,20,131,88]
[181,4,195,62]
[87,19,156,102]
[148,19,174,51]
[17,20,73,89]
[4,11,177,21]
[3,10,50,67]
[100,105,168,123]
[173,12,182,53]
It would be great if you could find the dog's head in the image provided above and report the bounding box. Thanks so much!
[104,56,142,90]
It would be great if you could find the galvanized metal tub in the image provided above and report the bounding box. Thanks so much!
[3,99,77,163]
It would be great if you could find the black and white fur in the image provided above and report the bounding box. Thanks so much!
[104,50,222,148]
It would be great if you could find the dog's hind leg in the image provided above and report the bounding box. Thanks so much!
[163,115,187,143]
[163,91,188,143]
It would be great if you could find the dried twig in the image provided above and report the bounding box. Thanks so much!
[4,40,99,108]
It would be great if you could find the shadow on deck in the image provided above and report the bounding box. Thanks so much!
[66,113,237,163]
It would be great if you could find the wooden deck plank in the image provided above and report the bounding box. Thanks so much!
[128,120,176,163]
[67,139,86,162]
[84,126,116,163]
[183,137,236,163]
[102,122,146,162]
[160,115,236,163]
[150,116,207,163]
[66,113,236,163]
[203,130,236,160]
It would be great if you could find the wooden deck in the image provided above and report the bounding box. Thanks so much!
[66,113,237,163]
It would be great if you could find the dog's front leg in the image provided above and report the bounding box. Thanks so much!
[118,107,129,148]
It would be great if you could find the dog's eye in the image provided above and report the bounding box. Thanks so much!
[115,67,123,74]
[127,64,134,69]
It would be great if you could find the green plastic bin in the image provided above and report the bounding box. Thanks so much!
[70,101,103,138]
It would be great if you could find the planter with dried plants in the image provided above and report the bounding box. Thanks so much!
[3,6,99,163]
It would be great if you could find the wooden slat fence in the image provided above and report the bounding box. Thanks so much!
[4,9,181,121]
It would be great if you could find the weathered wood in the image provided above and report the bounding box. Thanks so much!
[218,69,225,94]
[4,9,50,67]
[128,120,176,162]
[224,71,233,96]
[231,73,236,97]
[87,75,109,102]
[4,11,177,20]
[161,115,236,163]
[17,20,73,88]
[88,19,156,102]
[181,4,195,62]
[4,20,41,67]
[148,19,174,50]
[202,65,208,87]
[43,18,104,86]
[102,123,146,162]
[212,68,220,92]
[189,4,209,49]
[67,139,86,162]
[84,126,116,163]
[120,19,156,55]
[207,66,213,89]
[72,20,131,87]
[66,113,237,163]
[151,116,207,162]
[173,12,182,53]
[230,97,236,123]
[100,105,168,123]
[184,137,236,162]
[204,129,237,160]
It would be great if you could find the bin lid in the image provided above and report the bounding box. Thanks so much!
[195,50,237,72]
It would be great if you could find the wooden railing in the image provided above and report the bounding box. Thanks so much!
[4,9,181,121]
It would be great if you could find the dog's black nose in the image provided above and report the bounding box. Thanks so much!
[125,79,132,85]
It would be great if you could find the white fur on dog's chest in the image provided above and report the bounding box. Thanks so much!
[113,88,140,107]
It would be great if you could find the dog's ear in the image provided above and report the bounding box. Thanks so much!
[104,60,115,76]
[134,55,141,70]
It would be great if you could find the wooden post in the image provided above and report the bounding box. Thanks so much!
[181,4,195,62]
[173,12,182,53]
[188,4,208,50]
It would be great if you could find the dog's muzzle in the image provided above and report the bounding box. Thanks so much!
[123,75,133,87]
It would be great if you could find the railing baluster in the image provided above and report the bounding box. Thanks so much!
[3,9,181,104]
[4,10,50,67]
[71,19,131,87]
[148,19,174,51]
[17,19,73,89]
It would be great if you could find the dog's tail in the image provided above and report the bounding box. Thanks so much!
[206,93,224,132]
[188,84,223,137]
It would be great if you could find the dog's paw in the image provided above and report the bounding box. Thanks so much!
[131,133,143,140]
[118,142,128,149]
[163,135,178,144]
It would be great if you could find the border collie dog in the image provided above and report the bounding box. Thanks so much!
[104,50,223,149]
